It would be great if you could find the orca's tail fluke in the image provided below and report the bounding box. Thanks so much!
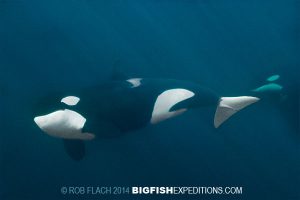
[214,96,260,128]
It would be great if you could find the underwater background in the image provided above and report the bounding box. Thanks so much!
[0,0,299,199]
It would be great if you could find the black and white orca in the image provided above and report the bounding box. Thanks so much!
[33,75,259,160]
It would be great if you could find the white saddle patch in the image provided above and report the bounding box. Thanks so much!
[151,89,195,124]
[127,78,142,88]
[61,96,80,106]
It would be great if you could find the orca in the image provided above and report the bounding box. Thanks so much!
[250,75,298,132]
[33,77,259,160]
[251,74,285,102]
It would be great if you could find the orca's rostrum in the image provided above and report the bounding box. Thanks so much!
[33,75,259,160]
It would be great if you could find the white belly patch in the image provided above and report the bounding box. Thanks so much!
[150,88,195,124]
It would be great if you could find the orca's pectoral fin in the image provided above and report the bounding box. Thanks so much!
[63,139,86,161]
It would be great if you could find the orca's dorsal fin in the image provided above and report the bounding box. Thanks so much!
[111,59,128,80]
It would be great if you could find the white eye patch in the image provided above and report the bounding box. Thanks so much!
[61,96,80,106]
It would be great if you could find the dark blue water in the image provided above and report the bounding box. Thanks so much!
[0,1,299,199]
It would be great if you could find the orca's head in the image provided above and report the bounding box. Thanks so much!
[33,96,94,140]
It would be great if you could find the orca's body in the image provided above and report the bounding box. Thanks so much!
[83,79,219,133]
[34,77,259,160]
